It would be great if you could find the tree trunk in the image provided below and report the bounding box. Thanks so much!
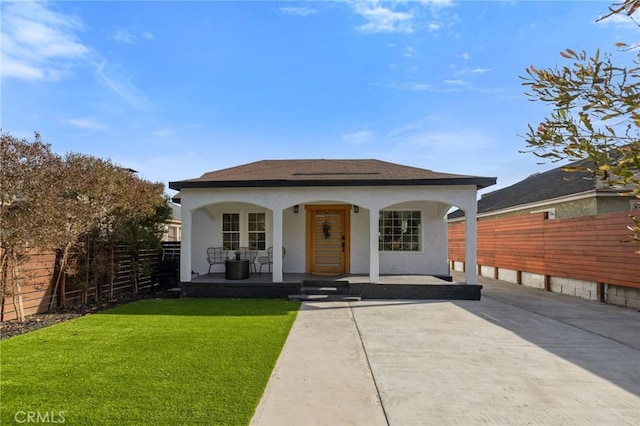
[11,252,25,322]
[49,244,71,310]
[109,247,114,299]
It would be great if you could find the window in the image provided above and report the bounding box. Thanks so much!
[379,210,421,252]
[248,213,266,250]
[222,213,240,250]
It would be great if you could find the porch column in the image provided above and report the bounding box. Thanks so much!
[369,207,380,284]
[272,208,284,283]
[180,209,192,282]
[464,203,478,285]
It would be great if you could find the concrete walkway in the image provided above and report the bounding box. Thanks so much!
[251,275,640,426]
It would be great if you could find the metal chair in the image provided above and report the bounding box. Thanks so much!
[238,247,259,274]
[258,247,286,275]
[206,247,228,276]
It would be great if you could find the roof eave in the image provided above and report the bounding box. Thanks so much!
[169,177,496,191]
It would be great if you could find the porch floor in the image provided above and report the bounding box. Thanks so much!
[183,273,482,300]
[190,272,458,285]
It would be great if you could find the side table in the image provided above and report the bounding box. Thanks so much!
[225,259,250,280]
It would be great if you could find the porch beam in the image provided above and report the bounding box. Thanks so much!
[272,208,284,283]
[369,207,380,284]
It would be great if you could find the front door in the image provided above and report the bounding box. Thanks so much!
[306,205,350,275]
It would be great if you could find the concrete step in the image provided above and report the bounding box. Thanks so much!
[301,280,351,295]
[301,286,349,295]
[288,294,362,302]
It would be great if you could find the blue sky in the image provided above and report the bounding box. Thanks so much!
[2,1,638,197]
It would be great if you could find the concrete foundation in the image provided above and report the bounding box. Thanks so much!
[450,262,639,310]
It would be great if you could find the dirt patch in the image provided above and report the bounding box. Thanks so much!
[1,291,167,340]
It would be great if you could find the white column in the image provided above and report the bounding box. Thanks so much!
[464,202,478,285]
[272,208,284,283]
[180,208,192,282]
[369,207,380,284]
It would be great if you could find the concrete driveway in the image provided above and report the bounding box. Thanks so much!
[251,275,640,426]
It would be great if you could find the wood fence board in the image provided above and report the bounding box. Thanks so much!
[449,211,639,289]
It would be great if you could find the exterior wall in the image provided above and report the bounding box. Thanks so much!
[192,203,277,275]
[350,209,370,273]
[283,207,305,273]
[190,200,451,275]
[182,184,479,281]
[378,201,449,275]
[466,194,634,222]
[597,197,636,214]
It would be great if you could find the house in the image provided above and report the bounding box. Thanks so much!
[162,201,182,242]
[448,158,638,222]
[169,159,496,285]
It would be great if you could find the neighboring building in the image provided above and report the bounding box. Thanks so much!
[162,201,182,242]
[169,159,496,284]
[449,158,638,222]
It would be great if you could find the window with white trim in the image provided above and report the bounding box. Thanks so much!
[222,213,240,250]
[379,210,421,252]
[248,213,266,250]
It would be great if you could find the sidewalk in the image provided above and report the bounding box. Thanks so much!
[251,275,640,426]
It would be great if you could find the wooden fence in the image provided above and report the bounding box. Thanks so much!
[1,243,178,322]
[448,211,639,289]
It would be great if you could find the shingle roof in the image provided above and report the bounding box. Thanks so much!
[448,159,602,218]
[169,159,496,190]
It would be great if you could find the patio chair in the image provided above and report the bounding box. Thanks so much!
[238,247,259,274]
[206,247,228,276]
[258,247,286,275]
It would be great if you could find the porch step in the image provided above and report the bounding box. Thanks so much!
[292,280,361,301]
[301,280,351,295]
[288,294,362,302]
[166,287,181,298]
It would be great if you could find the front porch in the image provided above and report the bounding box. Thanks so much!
[181,273,482,300]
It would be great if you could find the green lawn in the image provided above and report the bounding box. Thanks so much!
[0,298,300,425]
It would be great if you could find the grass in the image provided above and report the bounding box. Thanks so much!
[0,298,300,425]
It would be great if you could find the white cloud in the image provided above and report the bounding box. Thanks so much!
[111,29,154,43]
[597,11,639,27]
[420,0,454,6]
[394,128,495,154]
[152,128,173,138]
[471,68,491,74]
[280,6,317,17]
[95,60,153,110]
[459,52,470,60]
[111,29,137,44]
[403,46,414,57]
[352,2,414,34]
[428,21,441,31]
[443,79,467,86]
[1,0,89,81]
[342,130,376,145]
[63,117,107,130]
[389,81,432,91]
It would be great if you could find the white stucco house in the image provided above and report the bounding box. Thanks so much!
[169,159,496,285]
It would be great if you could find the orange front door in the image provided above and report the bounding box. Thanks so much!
[306,205,350,275]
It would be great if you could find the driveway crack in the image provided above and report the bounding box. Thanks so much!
[349,302,390,426]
